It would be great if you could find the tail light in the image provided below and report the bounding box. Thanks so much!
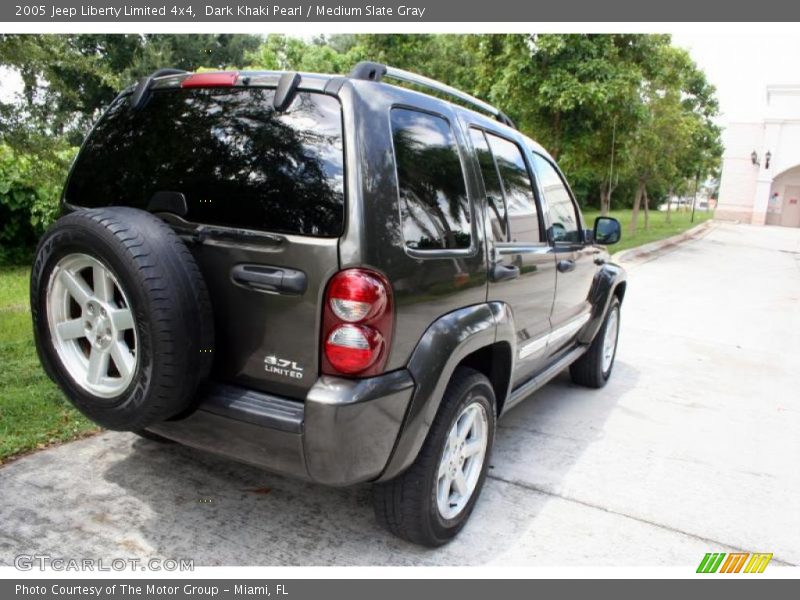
[322,269,393,377]
[181,72,238,88]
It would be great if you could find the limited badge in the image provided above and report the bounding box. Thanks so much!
[264,355,304,379]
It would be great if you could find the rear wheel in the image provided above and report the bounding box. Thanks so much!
[570,297,621,388]
[373,367,496,546]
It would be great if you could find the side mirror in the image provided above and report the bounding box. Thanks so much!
[593,216,621,245]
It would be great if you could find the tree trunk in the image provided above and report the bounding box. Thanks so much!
[551,112,562,160]
[665,186,673,224]
[600,180,616,216]
[630,180,644,236]
[600,186,610,215]
[643,187,650,231]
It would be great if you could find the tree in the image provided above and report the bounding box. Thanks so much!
[469,35,672,213]
[245,34,367,74]
[0,33,723,260]
[0,34,260,261]
[0,34,260,144]
[626,43,721,234]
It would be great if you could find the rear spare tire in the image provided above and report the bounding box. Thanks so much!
[30,207,214,431]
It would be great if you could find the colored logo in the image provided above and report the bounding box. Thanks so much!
[696,552,773,574]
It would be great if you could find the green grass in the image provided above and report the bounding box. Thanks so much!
[0,266,98,463]
[583,208,713,254]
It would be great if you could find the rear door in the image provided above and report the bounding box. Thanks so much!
[64,86,346,400]
[467,127,557,385]
[529,152,597,354]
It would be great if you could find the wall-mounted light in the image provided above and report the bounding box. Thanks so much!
[765,150,772,169]
[751,150,760,166]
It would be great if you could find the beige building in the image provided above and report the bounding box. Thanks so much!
[716,85,800,227]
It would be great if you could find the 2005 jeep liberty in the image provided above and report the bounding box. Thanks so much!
[31,62,627,546]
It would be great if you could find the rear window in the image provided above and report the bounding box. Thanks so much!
[66,87,345,237]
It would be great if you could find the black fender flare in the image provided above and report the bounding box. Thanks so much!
[378,302,516,481]
[577,262,627,345]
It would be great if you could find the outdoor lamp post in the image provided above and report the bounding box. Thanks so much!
[765,151,772,169]
[751,150,760,166]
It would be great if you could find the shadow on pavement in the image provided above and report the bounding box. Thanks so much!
[97,362,637,565]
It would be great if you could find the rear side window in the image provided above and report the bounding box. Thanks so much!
[66,88,345,237]
[391,108,472,251]
[484,133,541,244]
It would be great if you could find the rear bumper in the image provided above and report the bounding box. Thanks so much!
[147,369,415,486]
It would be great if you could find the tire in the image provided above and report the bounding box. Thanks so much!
[570,296,621,388]
[30,207,214,431]
[373,366,496,546]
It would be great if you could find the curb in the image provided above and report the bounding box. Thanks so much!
[612,219,716,264]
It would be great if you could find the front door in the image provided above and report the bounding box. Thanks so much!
[781,186,800,227]
[530,153,598,355]
[467,127,557,386]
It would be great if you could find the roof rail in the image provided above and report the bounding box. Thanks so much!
[348,61,516,130]
[130,68,187,111]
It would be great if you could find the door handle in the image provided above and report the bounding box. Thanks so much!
[490,263,521,282]
[594,256,606,266]
[231,264,307,294]
[557,259,576,273]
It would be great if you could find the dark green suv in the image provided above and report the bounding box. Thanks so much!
[30,62,626,546]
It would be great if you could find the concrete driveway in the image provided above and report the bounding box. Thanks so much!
[1,222,799,567]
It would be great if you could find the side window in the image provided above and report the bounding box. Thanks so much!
[468,127,508,241]
[391,108,472,251]
[485,133,541,244]
[530,153,581,244]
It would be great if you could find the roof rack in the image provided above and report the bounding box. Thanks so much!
[348,61,517,130]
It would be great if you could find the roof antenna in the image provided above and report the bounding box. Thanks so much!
[273,72,301,112]
[349,61,387,82]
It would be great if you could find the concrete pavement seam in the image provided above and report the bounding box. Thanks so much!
[486,473,796,567]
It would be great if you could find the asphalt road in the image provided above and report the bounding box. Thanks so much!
[1,222,799,567]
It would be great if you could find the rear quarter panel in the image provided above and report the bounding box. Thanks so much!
[339,80,489,371]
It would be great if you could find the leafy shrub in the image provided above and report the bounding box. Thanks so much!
[0,143,75,264]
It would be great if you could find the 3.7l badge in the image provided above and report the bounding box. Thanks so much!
[264,355,304,379]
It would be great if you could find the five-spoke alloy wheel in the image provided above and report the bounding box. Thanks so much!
[373,366,496,546]
[436,402,489,520]
[46,253,138,398]
[570,296,622,388]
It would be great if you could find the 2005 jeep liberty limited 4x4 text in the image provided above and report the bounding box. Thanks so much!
[31,62,626,546]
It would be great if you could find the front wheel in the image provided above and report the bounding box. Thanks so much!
[570,296,621,388]
[373,367,496,546]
